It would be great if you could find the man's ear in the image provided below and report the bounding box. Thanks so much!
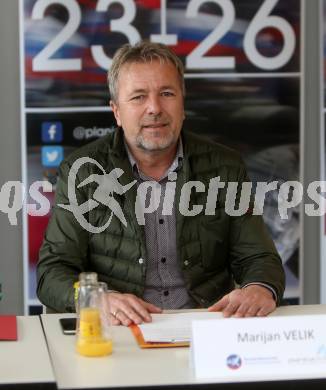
[110,100,122,127]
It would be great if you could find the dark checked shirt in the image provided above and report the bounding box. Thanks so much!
[125,141,277,308]
[125,140,196,309]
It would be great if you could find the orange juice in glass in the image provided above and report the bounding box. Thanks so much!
[76,279,112,357]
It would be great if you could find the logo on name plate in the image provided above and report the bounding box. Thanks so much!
[226,354,242,370]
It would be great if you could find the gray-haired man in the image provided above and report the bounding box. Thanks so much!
[37,41,285,325]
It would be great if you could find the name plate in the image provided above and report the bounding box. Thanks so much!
[191,315,326,381]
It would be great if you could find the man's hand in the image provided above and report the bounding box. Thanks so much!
[208,285,276,318]
[106,292,162,326]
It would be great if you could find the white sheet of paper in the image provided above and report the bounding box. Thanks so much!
[138,312,222,343]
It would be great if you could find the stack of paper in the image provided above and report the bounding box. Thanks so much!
[138,312,222,343]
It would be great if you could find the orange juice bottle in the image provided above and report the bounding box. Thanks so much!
[75,276,112,357]
[76,307,113,356]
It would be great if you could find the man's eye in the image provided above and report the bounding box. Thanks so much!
[161,91,174,97]
[132,95,144,101]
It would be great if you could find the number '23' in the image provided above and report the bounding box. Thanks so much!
[31,0,297,72]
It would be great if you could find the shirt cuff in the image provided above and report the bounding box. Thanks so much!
[241,282,277,301]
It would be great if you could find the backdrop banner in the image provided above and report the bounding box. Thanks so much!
[20,0,302,313]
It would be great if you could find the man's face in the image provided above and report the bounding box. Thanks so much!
[110,60,185,153]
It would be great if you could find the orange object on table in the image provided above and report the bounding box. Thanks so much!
[130,324,189,349]
[76,308,112,357]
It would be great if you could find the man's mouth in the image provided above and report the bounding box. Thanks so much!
[142,123,168,129]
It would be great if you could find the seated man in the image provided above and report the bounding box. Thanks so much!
[37,41,285,326]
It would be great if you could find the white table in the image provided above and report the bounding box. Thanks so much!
[0,316,55,388]
[40,305,326,390]
[42,313,195,389]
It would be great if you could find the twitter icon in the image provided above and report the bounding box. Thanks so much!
[42,146,64,167]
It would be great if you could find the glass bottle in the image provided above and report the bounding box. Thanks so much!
[75,275,112,357]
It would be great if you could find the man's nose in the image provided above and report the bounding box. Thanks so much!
[146,95,162,115]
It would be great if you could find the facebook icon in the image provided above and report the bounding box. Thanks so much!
[42,122,63,142]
